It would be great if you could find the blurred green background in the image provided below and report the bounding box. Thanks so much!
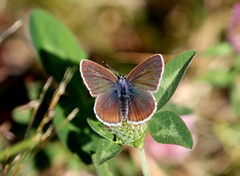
[1,0,240,175]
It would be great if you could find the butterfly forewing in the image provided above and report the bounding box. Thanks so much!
[128,89,156,123]
[126,54,164,92]
[80,59,118,97]
[94,90,121,125]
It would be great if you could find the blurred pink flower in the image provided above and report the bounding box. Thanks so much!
[228,3,240,53]
[144,114,197,164]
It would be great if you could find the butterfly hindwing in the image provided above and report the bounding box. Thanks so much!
[126,54,164,92]
[80,59,118,97]
[94,90,121,125]
[128,88,156,123]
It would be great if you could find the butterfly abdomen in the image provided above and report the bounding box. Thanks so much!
[117,76,130,120]
[119,94,128,120]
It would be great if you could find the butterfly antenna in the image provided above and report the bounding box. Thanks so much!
[102,61,120,76]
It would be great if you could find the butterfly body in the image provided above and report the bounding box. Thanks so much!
[80,54,164,126]
[116,76,130,120]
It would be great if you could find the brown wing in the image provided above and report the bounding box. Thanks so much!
[80,59,118,97]
[94,90,121,126]
[126,54,164,92]
[128,89,156,123]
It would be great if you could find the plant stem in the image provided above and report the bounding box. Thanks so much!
[137,147,151,176]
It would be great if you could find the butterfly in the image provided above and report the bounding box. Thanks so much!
[80,54,164,126]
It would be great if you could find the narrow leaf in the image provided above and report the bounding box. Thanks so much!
[0,138,33,160]
[96,139,122,166]
[154,50,196,110]
[149,110,193,149]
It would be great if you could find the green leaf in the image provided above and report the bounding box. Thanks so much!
[87,119,114,141]
[30,9,87,63]
[133,130,147,149]
[96,139,122,166]
[234,55,240,72]
[29,9,87,98]
[26,82,43,100]
[200,69,233,88]
[53,100,101,164]
[160,103,192,115]
[201,42,233,56]
[92,153,113,176]
[0,138,33,160]
[12,104,32,124]
[149,110,193,149]
[213,122,240,147]
[29,9,100,164]
[154,50,196,110]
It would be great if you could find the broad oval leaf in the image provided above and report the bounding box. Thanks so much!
[96,139,122,166]
[30,9,87,63]
[149,110,193,149]
[29,9,100,164]
[29,9,87,98]
[154,50,196,110]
